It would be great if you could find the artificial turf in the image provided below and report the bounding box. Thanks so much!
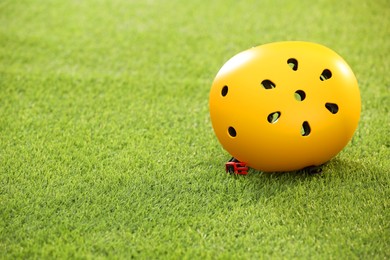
[1,0,389,258]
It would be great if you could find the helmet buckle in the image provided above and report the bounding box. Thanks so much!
[225,158,248,175]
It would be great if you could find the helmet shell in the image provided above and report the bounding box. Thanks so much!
[209,41,361,172]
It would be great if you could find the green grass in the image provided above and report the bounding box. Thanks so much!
[1,0,389,258]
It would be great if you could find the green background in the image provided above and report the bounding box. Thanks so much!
[1,0,389,258]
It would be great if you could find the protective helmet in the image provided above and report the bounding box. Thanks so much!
[209,41,361,172]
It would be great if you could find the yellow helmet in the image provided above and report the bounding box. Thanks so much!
[209,41,361,172]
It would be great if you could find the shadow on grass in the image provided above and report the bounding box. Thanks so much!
[246,157,372,180]
[222,157,381,201]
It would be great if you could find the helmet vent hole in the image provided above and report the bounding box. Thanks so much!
[228,126,237,137]
[320,69,332,81]
[301,121,311,136]
[294,90,306,101]
[267,112,281,124]
[261,79,276,89]
[325,102,339,114]
[221,85,228,96]
[287,58,298,71]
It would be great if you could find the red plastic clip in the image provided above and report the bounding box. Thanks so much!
[225,160,248,175]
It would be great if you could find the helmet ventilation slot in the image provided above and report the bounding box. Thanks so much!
[261,80,276,89]
[301,121,311,136]
[287,58,298,71]
[294,90,306,101]
[228,126,237,137]
[267,112,281,123]
[325,103,339,114]
[221,85,228,96]
[320,69,332,81]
